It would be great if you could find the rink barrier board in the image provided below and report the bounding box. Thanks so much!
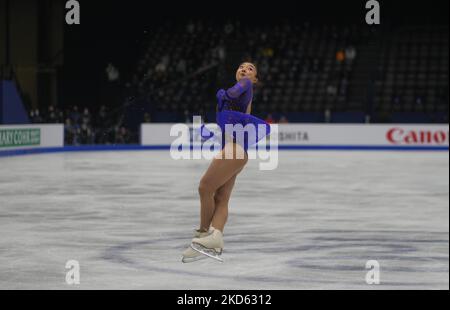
[0,124,64,150]
[141,123,450,147]
[0,144,448,157]
[1,123,448,157]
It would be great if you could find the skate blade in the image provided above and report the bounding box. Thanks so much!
[190,243,223,262]
[181,254,209,264]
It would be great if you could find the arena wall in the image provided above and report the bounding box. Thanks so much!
[141,123,450,150]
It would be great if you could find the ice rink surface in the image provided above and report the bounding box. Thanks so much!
[0,150,448,289]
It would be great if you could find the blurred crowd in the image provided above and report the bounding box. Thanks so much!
[29,105,134,145]
[121,19,368,120]
[29,102,289,145]
[27,20,448,145]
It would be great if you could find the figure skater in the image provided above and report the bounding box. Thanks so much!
[182,62,271,262]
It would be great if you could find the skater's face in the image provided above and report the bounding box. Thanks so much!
[236,62,258,84]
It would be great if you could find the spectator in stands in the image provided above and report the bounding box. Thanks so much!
[81,108,91,126]
[415,94,424,110]
[261,47,274,58]
[336,49,345,63]
[217,44,226,61]
[327,83,338,97]
[95,106,111,144]
[339,78,349,96]
[265,113,275,124]
[210,43,226,63]
[64,118,76,145]
[143,113,151,123]
[57,110,64,123]
[30,109,42,123]
[324,109,331,123]
[278,115,289,123]
[47,105,59,123]
[155,62,166,74]
[106,63,120,82]
[95,105,108,127]
[224,21,234,35]
[345,46,356,63]
[183,109,191,123]
[114,126,131,144]
[69,106,81,125]
[79,123,93,145]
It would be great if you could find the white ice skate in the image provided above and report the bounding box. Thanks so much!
[181,229,212,263]
[190,227,224,262]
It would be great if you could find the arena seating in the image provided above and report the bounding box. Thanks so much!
[373,25,449,123]
[28,20,449,146]
[126,20,448,124]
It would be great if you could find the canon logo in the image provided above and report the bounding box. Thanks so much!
[387,128,449,145]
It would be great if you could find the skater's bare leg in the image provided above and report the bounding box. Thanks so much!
[198,143,248,232]
[210,167,243,232]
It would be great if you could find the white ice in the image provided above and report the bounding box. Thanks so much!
[0,150,448,289]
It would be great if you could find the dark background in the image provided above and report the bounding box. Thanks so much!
[0,0,448,139]
[1,0,448,111]
[62,0,449,109]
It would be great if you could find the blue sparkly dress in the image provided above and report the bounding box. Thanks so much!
[214,78,271,153]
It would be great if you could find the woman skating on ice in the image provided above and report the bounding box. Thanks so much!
[182,62,270,262]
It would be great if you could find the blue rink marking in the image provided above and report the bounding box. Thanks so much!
[0,144,449,157]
